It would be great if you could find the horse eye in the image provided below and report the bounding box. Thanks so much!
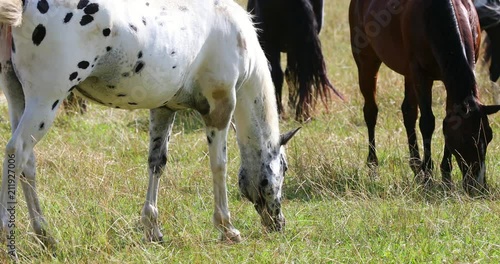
[281,159,288,172]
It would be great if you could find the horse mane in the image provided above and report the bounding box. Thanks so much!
[427,0,478,102]
[222,0,280,136]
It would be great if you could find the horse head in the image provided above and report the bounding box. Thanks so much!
[238,127,300,232]
[443,101,500,193]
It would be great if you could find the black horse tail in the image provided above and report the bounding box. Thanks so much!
[286,0,343,120]
[476,0,500,82]
[482,28,500,82]
[482,33,492,69]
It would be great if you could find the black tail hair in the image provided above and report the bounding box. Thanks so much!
[286,0,343,120]
[482,28,500,82]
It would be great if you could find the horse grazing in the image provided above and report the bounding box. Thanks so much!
[0,0,298,257]
[247,0,342,120]
[350,0,500,194]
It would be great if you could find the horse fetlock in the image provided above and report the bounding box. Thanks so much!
[409,157,422,175]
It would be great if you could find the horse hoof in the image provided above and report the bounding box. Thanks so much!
[220,230,242,243]
[143,234,164,244]
[152,236,164,244]
[39,235,57,251]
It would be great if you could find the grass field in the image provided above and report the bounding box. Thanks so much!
[2,0,500,263]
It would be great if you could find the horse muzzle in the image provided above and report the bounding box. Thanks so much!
[255,200,285,232]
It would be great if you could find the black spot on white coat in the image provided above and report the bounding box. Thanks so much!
[84,3,99,15]
[77,0,89,9]
[80,15,94,26]
[37,0,49,14]
[69,72,78,81]
[52,100,59,110]
[78,61,90,69]
[135,61,145,73]
[64,12,73,23]
[32,24,46,46]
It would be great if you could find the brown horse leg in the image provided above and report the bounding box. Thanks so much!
[355,55,382,173]
[411,67,435,184]
[440,145,453,190]
[402,77,421,175]
[268,48,285,118]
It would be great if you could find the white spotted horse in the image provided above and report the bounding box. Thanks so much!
[0,0,299,257]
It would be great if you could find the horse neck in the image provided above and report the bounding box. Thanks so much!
[232,58,280,169]
[427,0,479,110]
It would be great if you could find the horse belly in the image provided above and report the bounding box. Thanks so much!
[75,71,179,110]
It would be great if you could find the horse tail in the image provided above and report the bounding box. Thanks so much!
[0,0,22,27]
[286,0,343,120]
[482,33,492,69]
[426,0,478,99]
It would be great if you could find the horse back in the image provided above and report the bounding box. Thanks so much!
[350,0,479,79]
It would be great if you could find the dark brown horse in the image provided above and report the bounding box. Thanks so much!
[248,0,342,120]
[350,0,500,195]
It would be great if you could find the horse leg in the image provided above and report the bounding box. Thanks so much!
[268,49,285,118]
[0,85,67,256]
[402,77,421,175]
[440,145,453,190]
[411,67,435,184]
[0,62,58,254]
[141,107,176,242]
[354,55,382,174]
[205,124,241,242]
[20,152,56,249]
[202,86,240,242]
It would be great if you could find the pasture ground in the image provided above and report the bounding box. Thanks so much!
[1,0,500,262]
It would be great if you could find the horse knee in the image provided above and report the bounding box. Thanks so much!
[4,139,28,174]
[148,154,167,175]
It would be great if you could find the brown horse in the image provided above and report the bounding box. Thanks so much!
[350,0,500,195]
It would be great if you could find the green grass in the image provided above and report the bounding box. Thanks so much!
[2,0,500,262]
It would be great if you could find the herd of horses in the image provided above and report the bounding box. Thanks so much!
[0,0,498,259]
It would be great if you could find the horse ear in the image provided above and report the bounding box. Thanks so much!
[483,105,500,115]
[280,127,301,146]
